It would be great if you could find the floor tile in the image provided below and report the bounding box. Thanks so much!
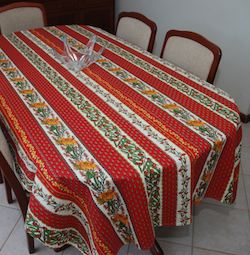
[0,205,20,250]
[0,184,19,210]
[127,243,151,255]
[156,241,192,255]
[126,242,192,255]
[241,146,250,175]
[243,175,250,210]
[203,174,248,210]
[242,123,250,148]
[155,225,192,246]
[62,245,82,255]
[193,247,235,255]
[0,219,63,255]
[62,243,130,255]
[193,203,250,255]
[117,244,130,255]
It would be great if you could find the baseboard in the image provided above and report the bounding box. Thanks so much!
[240,112,250,123]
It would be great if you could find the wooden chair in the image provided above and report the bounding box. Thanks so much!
[0,128,35,253]
[0,127,71,253]
[0,2,47,35]
[160,30,222,84]
[116,12,157,53]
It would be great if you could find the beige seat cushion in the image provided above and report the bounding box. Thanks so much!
[116,16,152,50]
[0,128,14,168]
[0,7,44,35]
[162,36,214,81]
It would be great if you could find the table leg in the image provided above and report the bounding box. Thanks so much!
[150,240,164,255]
[27,233,35,254]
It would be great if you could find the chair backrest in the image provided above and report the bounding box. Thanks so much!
[116,12,157,53]
[0,2,47,35]
[160,30,222,84]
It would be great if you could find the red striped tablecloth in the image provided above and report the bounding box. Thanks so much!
[0,25,242,255]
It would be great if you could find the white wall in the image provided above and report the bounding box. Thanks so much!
[116,0,250,115]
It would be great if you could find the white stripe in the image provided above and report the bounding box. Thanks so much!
[221,142,242,202]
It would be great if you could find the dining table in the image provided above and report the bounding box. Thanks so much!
[0,24,242,255]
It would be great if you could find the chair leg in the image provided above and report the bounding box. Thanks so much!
[3,176,14,204]
[0,169,3,183]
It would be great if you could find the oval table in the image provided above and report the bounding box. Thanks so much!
[0,25,242,255]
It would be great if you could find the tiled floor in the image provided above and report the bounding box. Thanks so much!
[0,123,249,255]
